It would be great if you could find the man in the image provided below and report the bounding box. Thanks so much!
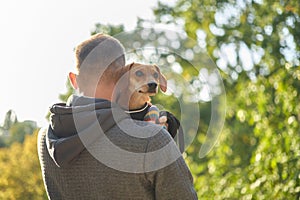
[37,33,198,199]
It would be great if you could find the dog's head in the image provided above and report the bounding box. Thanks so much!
[114,62,167,110]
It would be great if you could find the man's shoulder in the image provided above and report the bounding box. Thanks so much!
[38,126,48,135]
[111,118,172,141]
[107,118,176,154]
[37,127,47,146]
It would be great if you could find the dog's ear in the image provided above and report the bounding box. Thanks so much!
[154,65,167,92]
[123,62,135,72]
[113,62,135,108]
[115,62,135,80]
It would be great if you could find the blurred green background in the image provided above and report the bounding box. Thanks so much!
[0,0,299,199]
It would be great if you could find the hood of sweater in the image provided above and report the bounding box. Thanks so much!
[49,95,129,138]
[46,95,136,167]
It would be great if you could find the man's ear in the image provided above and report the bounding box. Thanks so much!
[68,72,78,89]
[154,65,167,92]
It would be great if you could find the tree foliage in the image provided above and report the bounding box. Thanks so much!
[0,110,37,147]
[0,130,46,199]
[154,0,299,80]
[152,0,300,199]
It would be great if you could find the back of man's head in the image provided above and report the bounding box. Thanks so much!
[74,33,125,95]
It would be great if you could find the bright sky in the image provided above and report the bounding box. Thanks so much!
[0,0,158,127]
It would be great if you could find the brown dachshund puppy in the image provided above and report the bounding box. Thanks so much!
[114,62,167,110]
[114,62,184,153]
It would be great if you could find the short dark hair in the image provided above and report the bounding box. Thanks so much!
[75,33,125,85]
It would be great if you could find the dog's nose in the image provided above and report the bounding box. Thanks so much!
[148,82,158,90]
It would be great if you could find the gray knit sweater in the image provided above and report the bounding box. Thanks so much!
[37,95,198,199]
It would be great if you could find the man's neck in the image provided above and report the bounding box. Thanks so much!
[98,86,114,99]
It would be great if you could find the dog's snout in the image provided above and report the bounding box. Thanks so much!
[148,82,158,90]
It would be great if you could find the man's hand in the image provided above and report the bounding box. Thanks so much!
[159,111,180,138]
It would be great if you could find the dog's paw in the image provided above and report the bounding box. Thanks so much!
[144,105,159,124]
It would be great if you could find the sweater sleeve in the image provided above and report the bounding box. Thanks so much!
[153,157,197,200]
[144,129,198,199]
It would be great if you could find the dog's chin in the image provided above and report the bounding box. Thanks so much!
[148,92,157,96]
[138,90,157,96]
[129,91,154,110]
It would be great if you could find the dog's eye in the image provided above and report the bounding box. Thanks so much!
[135,70,144,77]
[153,72,159,79]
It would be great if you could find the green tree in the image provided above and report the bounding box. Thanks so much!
[2,110,17,130]
[153,0,300,199]
[0,110,37,147]
[7,120,37,145]
[0,130,47,199]
[0,110,18,147]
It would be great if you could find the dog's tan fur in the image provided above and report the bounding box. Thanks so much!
[114,62,167,110]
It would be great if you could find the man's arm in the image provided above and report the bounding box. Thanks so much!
[144,129,198,199]
[148,157,198,200]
